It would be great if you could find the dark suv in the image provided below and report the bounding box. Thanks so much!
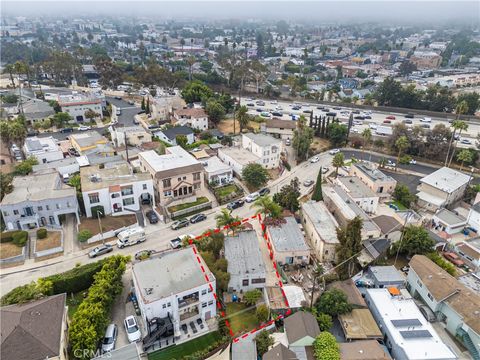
[227,199,245,210]
[146,210,158,224]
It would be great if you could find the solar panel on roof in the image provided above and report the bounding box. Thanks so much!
[400,330,432,339]
[391,319,422,327]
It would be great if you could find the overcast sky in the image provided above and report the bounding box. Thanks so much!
[2,1,479,23]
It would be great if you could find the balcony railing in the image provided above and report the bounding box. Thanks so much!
[179,307,199,321]
[178,296,199,309]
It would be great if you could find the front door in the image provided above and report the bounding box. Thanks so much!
[205,311,211,320]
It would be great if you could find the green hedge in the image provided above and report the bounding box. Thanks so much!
[12,231,28,247]
[37,228,47,239]
[0,230,28,244]
[77,230,92,242]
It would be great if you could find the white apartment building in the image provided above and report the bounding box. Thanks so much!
[132,247,217,335]
[337,176,379,214]
[110,126,152,147]
[203,156,233,185]
[242,133,282,169]
[23,136,64,164]
[80,162,154,217]
[173,108,209,130]
[58,94,103,123]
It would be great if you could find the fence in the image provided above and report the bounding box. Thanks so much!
[169,201,212,220]
[34,230,64,259]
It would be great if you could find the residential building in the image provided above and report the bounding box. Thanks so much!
[260,118,296,140]
[301,200,339,262]
[358,238,392,267]
[407,255,480,358]
[110,126,152,147]
[337,176,379,214]
[70,131,114,156]
[322,185,381,240]
[150,92,185,121]
[329,279,367,308]
[372,215,403,242]
[58,93,103,122]
[416,167,472,211]
[23,136,64,164]
[173,108,209,130]
[202,156,233,185]
[431,208,467,235]
[217,147,261,177]
[467,201,480,232]
[455,240,480,274]
[365,288,457,360]
[224,230,266,292]
[132,247,217,335]
[367,265,405,289]
[339,309,383,341]
[263,344,297,360]
[0,294,69,360]
[1,172,79,230]
[410,51,443,69]
[153,126,195,146]
[138,146,204,206]
[349,162,397,198]
[284,311,320,360]
[242,133,282,169]
[32,157,84,179]
[80,162,154,218]
[267,216,310,266]
[339,341,391,360]
[21,98,55,124]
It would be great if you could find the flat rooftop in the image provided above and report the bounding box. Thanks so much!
[434,208,466,226]
[268,216,310,252]
[24,136,59,153]
[420,167,471,193]
[353,162,395,182]
[219,147,260,165]
[80,162,151,192]
[302,200,339,244]
[1,172,75,205]
[70,131,105,148]
[204,156,231,174]
[338,176,376,198]
[139,146,200,173]
[225,231,266,278]
[366,288,456,360]
[369,265,405,284]
[243,132,282,147]
[339,309,382,340]
[132,247,213,303]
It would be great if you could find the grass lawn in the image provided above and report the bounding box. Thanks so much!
[66,292,86,318]
[36,231,61,251]
[168,197,209,213]
[148,331,222,360]
[215,184,239,197]
[0,242,23,259]
[78,214,137,235]
[387,200,407,211]
[225,302,259,335]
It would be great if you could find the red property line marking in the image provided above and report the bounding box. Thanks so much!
[185,212,292,343]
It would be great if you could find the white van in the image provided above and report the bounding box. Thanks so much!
[117,227,146,249]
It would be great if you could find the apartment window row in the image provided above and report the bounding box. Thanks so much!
[4,202,74,217]
[162,302,172,309]
[193,172,201,181]
[121,186,133,196]
[89,193,100,204]
[173,186,193,197]
[251,278,266,284]
[201,301,215,308]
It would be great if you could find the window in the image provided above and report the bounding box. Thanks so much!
[202,302,207,308]
[67,202,71,208]
[193,172,201,181]
[167,302,171,307]
[208,300,214,306]
[251,278,266,284]
[56,204,61,209]
[142,184,147,190]
[162,304,166,309]
[208,288,213,293]
[13,210,19,215]
[177,177,181,182]
[123,197,134,206]
[3,211,8,217]
[201,289,207,295]
[416,279,423,288]
[89,193,100,204]
[242,279,249,286]
[121,185,133,196]
[163,178,171,188]
[427,292,434,301]
[164,190,172,197]
[183,176,186,180]
[37,206,43,211]
[46,205,50,210]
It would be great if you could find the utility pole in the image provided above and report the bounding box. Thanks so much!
[97,210,104,245]
[124,131,130,163]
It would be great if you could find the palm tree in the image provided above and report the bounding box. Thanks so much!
[186,56,196,81]
[332,152,345,178]
[395,135,410,166]
[445,101,469,166]
[456,149,473,171]
[3,64,16,88]
[237,105,249,133]
[215,208,240,235]
[361,128,372,159]
[251,195,282,219]
[448,120,469,167]
[180,38,185,56]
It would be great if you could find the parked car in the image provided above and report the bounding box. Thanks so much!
[247,103,255,107]
[364,115,372,119]
[259,188,270,196]
[60,127,74,133]
[88,244,113,258]
[78,125,91,131]
[322,167,329,173]
[326,112,337,117]
[442,252,465,266]
[387,160,396,167]
[460,138,472,144]
[170,237,182,249]
[117,227,146,248]
[420,124,431,129]
[171,219,189,230]
[386,115,396,120]
[310,156,320,163]
[303,180,314,187]
[403,119,413,124]
[329,149,340,155]
[227,199,244,210]
[190,213,207,224]
[383,119,392,124]
[101,324,118,353]
[134,249,154,260]
[420,117,432,123]
[354,115,365,120]
[245,192,260,203]
[124,316,141,343]
[271,111,283,117]
[285,139,291,146]
[409,159,417,165]
[303,109,312,114]
[146,210,159,224]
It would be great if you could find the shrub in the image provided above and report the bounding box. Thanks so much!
[427,252,456,276]
[0,231,16,243]
[12,231,28,247]
[256,304,270,323]
[399,154,412,164]
[37,228,48,239]
[77,230,92,243]
[313,332,340,360]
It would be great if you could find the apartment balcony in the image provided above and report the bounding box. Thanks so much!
[179,306,199,321]
[178,292,199,309]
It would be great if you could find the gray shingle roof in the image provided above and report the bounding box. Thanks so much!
[284,311,320,344]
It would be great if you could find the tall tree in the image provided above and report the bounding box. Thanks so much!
[447,122,469,168]
[251,195,282,219]
[445,100,469,166]
[292,115,314,161]
[272,178,301,213]
[312,167,324,201]
[395,135,410,166]
[332,152,344,178]
[215,208,241,235]
[205,99,226,125]
[336,216,363,279]
[0,173,13,201]
[361,128,372,155]
[242,163,269,189]
[456,149,473,171]
[237,105,249,133]
[392,225,434,257]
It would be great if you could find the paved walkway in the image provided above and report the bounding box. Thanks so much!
[63,214,80,255]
